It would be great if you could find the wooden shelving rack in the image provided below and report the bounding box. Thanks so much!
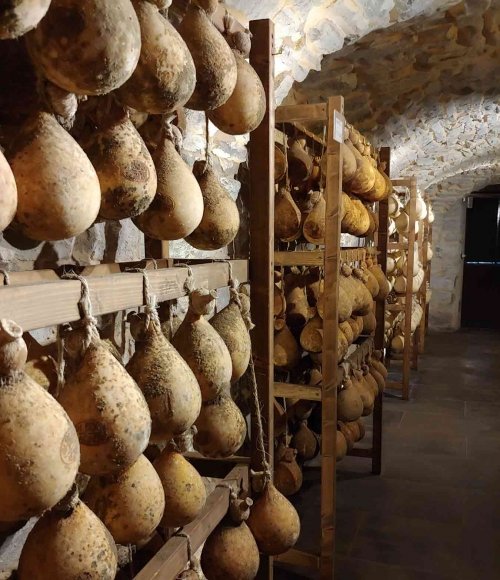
[418,195,432,354]
[269,97,343,580]
[347,146,390,475]
[386,177,418,400]
[248,94,391,578]
[0,15,276,580]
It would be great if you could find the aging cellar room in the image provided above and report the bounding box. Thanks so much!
[0,1,499,579]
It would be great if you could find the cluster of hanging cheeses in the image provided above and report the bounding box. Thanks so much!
[271,258,391,492]
[0,276,299,578]
[385,191,434,352]
[0,0,266,248]
[274,257,391,370]
[274,124,392,245]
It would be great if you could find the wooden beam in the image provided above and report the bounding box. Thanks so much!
[134,465,248,580]
[348,447,373,458]
[274,382,322,401]
[320,96,343,580]
[0,261,248,331]
[249,19,274,580]
[275,103,328,124]
[274,548,320,569]
[391,178,413,187]
[386,380,403,390]
[274,251,324,267]
[372,146,390,476]
[402,177,418,400]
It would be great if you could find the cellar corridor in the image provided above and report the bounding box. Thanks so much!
[277,329,500,580]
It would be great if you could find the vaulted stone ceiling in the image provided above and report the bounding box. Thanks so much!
[287,0,500,200]
[227,0,500,199]
[292,2,499,131]
[227,0,500,329]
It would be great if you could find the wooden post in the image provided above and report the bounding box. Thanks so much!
[425,217,432,335]
[372,146,390,475]
[402,178,417,400]
[249,19,275,580]
[418,198,430,353]
[320,96,343,580]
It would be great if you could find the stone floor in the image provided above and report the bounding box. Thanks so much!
[276,329,500,580]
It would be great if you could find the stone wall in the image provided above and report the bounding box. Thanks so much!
[427,197,466,330]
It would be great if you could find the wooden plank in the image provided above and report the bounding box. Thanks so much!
[274,548,320,569]
[387,242,408,250]
[274,382,322,401]
[418,204,429,354]
[275,103,328,123]
[402,178,418,401]
[134,465,247,580]
[372,146,390,476]
[348,447,373,458]
[386,380,403,390]
[391,179,412,187]
[0,269,59,285]
[0,260,248,331]
[320,96,343,580]
[278,120,326,151]
[184,451,251,465]
[340,248,366,262]
[249,19,274,580]
[274,251,324,266]
[386,304,405,312]
[424,218,432,336]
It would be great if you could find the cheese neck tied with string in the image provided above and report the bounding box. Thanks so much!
[63,272,99,352]
[0,269,10,286]
[248,355,272,488]
[173,529,198,573]
[125,266,160,331]
[174,263,195,294]
[224,260,255,332]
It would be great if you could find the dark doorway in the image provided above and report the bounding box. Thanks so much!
[461,189,500,329]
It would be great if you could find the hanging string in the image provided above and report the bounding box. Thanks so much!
[142,270,160,330]
[56,325,66,397]
[223,260,254,330]
[63,272,99,352]
[248,355,272,487]
[173,529,196,572]
[0,269,10,286]
[163,117,183,153]
[167,300,175,341]
[125,266,160,330]
[174,263,195,294]
[204,113,211,168]
[282,123,290,190]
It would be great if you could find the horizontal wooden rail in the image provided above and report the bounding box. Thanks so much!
[0,260,248,331]
[134,465,248,580]
[274,251,324,267]
[184,451,251,465]
[348,447,373,458]
[392,178,413,187]
[386,304,405,312]
[385,380,403,390]
[340,248,367,262]
[274,548,320,569]
[387,242,408,250]
[276,103,328,123]
[274,382,322,401]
